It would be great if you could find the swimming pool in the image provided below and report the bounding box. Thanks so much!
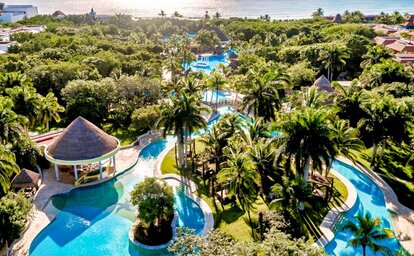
[29,139,205,256]
[201,90,234,103]
[324,160,402,256]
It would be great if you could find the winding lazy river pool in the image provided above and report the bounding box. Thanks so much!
[29,139,205,256]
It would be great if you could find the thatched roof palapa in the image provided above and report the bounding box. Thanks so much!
[332,14,344,23]
[11,168,40,189]
[46,116,120,163]
[313,75,334,93]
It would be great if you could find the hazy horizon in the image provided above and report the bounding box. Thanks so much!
[8,0,414,19]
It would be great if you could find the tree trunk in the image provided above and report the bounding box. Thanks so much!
[215,86,219,111]
[371,143,378,168]
[325,159,333,178]
[303,157,311,182]
[183,131,188,169]
[376,142,387,169]
[177,132,184,168]
[363,245,366,256]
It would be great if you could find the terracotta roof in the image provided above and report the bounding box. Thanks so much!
[405,15,414,22]
[47,116,119,161]
[313,75,334,93]
[11,168,40,188]
[373,36,399,46]
[402,22,414,27]
[386,40,414,53]
[394,54,414,63]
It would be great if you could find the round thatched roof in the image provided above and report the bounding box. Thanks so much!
[11,168,40,188]
[45,117,120,164]
[313,75,334,93]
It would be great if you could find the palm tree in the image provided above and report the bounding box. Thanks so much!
[208,71,227,109]
[0,97,25,144]
[318,45,350,81]
[242,76,281,122]
[214,12,221,19]
[274,107,337,181]
[0,144,19,194]
[173,11,183,18]
[360,45,392,69]
[217,113,244,140]
[341,213,394,256]
[218,141,259,224]
[159,10,166,18]
[241,117,269,144]
[5,85,41,131]
[157,92,209,168]
[182,76,203,96]
[270,175,312,217]
[248,139,275,195]
[40,92,65,131]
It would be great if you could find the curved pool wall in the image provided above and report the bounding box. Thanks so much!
[29,139,205,256]
[325,160,402,256]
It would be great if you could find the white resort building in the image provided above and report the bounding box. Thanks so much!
[0,3,38,23]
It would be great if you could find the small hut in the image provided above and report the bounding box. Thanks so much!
[45,116,120,184]
[313,75,335,93]
[11,168,41,190]
[332,14,344,23]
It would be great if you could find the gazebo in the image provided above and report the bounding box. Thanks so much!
[313,75,335,93]
[11,168,41,189]
[45,116,120,184]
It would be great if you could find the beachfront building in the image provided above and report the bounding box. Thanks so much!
[52,10,66,18]
[0,3,38,23]
[45,116,120,185]
[394,54,414,64]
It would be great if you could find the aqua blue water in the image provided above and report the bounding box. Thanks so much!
[29,139,205,256]
[324,160,402,256]
[189,54,229,73]
[29,0,414,20]
[201,90,233,103]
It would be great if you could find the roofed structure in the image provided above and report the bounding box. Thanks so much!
[373,36,399,46]
[386,40,414,53]
[394,54,414,64]
[45,116,120,183]
[402,14,414,29]
[52,10,65,18]
[313,75,334,93]
[332,14,343,23]
[205,26,229,43]
[11,168,40,189]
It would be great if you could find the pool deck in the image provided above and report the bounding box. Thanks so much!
[317,156,414,254]
[9,145,142,256]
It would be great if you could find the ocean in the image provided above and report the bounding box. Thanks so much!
[7,0,414,19]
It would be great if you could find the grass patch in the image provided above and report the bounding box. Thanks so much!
[102,124,139,146]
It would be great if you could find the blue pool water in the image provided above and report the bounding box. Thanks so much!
[201,90,233,103]
[325,160,402,256]
[29,139,205,256]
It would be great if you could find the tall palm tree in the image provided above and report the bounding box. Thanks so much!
[182,76,203,96]
[241,117,269,144]
[157,92,209,168]
[0,97,25,144]
[40,92,65,131]
[0,144,19,194]
[208,71,227,109]
[274,107,337,181]
[218,141,259,224]
[242,76,281,121]
[248,139,275,195]
[217,113,244,140]
[159,10,166,18]
[318,45,350,81]
[341,213,394,256]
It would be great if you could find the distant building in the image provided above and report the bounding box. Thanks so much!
[0,41,13,52]
[0,3,38,23]
[313,75,335,93]
[373,36,399,46]
[332,14,344,23]
[402,15,414,29]
[386,40,414,53]
[52,10,66,18]
[372,25,398,35]
[394,54,414,64]
[88,8,96,18]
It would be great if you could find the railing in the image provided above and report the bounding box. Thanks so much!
[136,130,162,146]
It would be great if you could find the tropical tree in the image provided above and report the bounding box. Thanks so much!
[157,92,209,168]
[270,176,312,228]
[218,140,259,225]
[208,71,227,108]
[360,45,392,69]
[312,8,324,18]
[173,11,183,18]
[214,12,221,19]
[0,145,19,195]
[0,97,24,144]
[194,29,221,51]
[341,213,394,256]
[274,108,337,181]
[0,72,32,93]
[39,92,64,131]
[318,45,350,81]
[159,10,166,18]
[248,139,275,195]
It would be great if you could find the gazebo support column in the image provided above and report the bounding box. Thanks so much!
[74,165,78,180]
[99,161,102,180]
[54,164,60,181]
[112,155,116,172]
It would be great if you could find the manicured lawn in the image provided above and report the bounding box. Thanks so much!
[354,147,414,209]
[161,139,348,241]
[102,124,139,146]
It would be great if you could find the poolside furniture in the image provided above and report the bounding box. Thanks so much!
[44,116,120,185]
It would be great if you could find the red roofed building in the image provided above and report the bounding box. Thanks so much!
[386,40,414,53]
[373,36,399,46]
